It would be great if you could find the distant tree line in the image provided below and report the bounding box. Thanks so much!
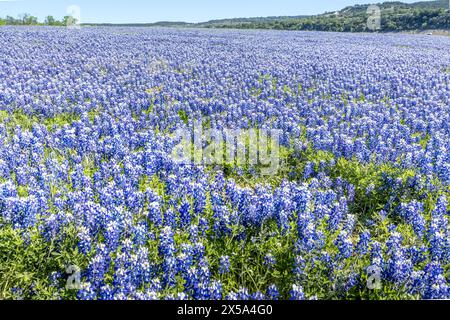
[0,14,76,26]
[0,4,449,32]
[203,8,450,32]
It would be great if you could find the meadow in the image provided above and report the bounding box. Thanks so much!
[0,27,449,300]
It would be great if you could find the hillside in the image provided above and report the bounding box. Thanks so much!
[83,0,449,32]
[196,0,450,31]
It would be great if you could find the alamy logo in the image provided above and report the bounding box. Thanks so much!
[367,266,382,290]
[172,120,282,176]
[66,265,81,290]
[367,5,381,31]
[66,5,81,29]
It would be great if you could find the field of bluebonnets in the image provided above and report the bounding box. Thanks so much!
[0,26,449,300]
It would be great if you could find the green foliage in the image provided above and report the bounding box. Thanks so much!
[204,219,297,297]
[82,156,98,179]
[0,110,80,132]
[45,113,81,130]
[139,174,169,205]
[17,186,29,198]
[0,225,89,300]
[199,1,450,32]
[44,16,56,26]
[0,13,70,26]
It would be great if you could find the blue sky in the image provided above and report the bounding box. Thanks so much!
[0,0,430,23]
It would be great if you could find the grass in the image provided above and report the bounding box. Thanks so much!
[0,225,88,300]
[0,110,80,132]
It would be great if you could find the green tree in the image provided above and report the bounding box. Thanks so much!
[5,15,18,25]
[17,13,38,25]
[44,15,56,26]
[63,15,78,26]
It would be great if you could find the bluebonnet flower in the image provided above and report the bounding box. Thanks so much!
[290,284,305,300]
[209,280,223,300]
[164,209,177,229]
[405,245,427,265]
[99,285,115,300]
[369,241,384,276]
[179,201,191,228]
[428,196,449,262]
[189,224,199,242]
[77,283,97,300]
[408,271,425,296]
[386,251,413,286]
[10,287,24,300]
[365,184,375,195]
[293,255,306,278]
[133,221,149,246]
[251,291,265,300]
[342,273,359,293]
[193,183,207,215]
[159,227,176,288]
[237,287,250,300]
[423,262,448,300]
[266,284,279,300]
[328,199,348,232]
[303,162,315,179]
[105,220,121,252]
[225,291,239,300]
[399,201,426,238]
[198,217,209,236]
[346,184,355,203]
[187,258,212,300]
[379,210,388,221]
[219,256,231,274]
[78,226,92,255]
[264,253,276,269]
[148,201,163,227]
[335,230,353,260]
[356,231,371,255]
[49,272,62,288]
[432,196,447,218]
[86,243,110,289]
